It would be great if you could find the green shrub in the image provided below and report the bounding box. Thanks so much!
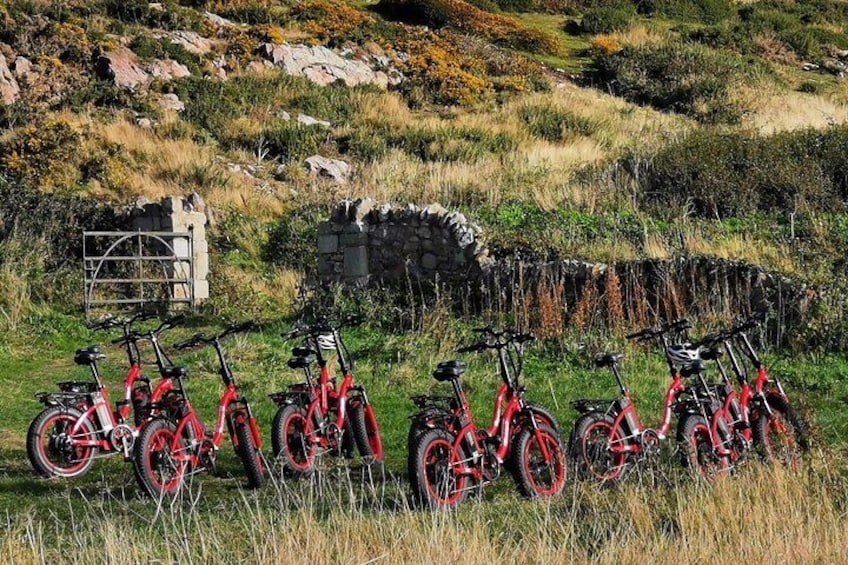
[129,35,202,74]
[581,2,636,34]
[390,126,517,162]
[797,81,821,94]
[263,206,326,270]
[638,0,734,24]
[173,75,356,142]
[629,126,848,218]
[519,104,598,141]
[592,42,759,124]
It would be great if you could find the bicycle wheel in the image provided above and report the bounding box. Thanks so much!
[679,414,730,483]
[511,424,566,498]
[570,413,627,482]
[133,417,187,497]
[27,406,98,479]
[348,396,384,473]
[410,428,469,509]
[754,395,808,470]
[234,417,265,488]
[271,404,316,477]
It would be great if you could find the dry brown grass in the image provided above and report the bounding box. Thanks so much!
[1,463,845,564]
[683,229,796,274]
[347,86,689,210]
[744,89,848,134]
[86,115,285,216]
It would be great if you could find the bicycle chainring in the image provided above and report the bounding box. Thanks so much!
[640,429,661,457]
[109,423,135,453]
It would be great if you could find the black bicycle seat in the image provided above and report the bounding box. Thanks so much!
[288,355,315,369]
[74,346,105,366]
[594,353,624,368]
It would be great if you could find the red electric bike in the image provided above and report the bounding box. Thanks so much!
[270,316,383,477]
[409,327,566,509]
[569,320,702,483]
[684,314,808,473]
[133,322,265,496]
[26,313,182,478]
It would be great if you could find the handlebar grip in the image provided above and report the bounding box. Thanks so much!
[133,310,159,324]
[457,343,484,353]
[626,327,654,340]
[229,321,256,334]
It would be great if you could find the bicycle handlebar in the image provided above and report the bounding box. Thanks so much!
[172,320,256,351]
[693,312,765,347]
[627,318,691,343]
[457,328,535,353]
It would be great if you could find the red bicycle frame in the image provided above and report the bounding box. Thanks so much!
[444,336,555,482]
[605,374,685,456]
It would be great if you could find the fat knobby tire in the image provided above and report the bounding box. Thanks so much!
[511,424,566,499]
[271,404,315,478]
[27,405,96,479]
[234,419,265,488]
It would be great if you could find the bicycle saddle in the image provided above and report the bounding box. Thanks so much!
[288,355,315,369]
[700,345,724,361]
[292,345,317,357]
[161,366,188,379]
[74,346,105,366]
[594,353,624,368]
[433,360,466,382]
[680,360,707,378]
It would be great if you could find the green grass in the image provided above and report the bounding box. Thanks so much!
[514,13,593,73]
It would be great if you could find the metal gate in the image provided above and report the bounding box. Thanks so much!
[83,229,195,320]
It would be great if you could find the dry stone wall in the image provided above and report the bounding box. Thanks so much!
[317,198,492,286]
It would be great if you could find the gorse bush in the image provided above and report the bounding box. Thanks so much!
[291,0,373,45]
[377,0,562,54]
[519,103,599,141]
[629,126,848,218]
[592,42,760,124]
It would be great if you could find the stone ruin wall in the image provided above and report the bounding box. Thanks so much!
[129,194,210,304]
[316,199,810,344]
[317,198,493,287]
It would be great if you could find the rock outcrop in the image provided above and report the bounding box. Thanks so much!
[305,156,351,184]
[148,59,191,81]
[0,53,21,104]
[259,43,402,89]
[96,47,149,90]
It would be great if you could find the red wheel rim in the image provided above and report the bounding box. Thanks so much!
[285,412,314,471]
[690,423,728,482]
[523,430,565,496]
[147,427,183,493]
[581,421,625,481]
[38,413,92,475]
[423,437,465,506]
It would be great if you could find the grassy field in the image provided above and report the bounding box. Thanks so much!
[0,312,847,563]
